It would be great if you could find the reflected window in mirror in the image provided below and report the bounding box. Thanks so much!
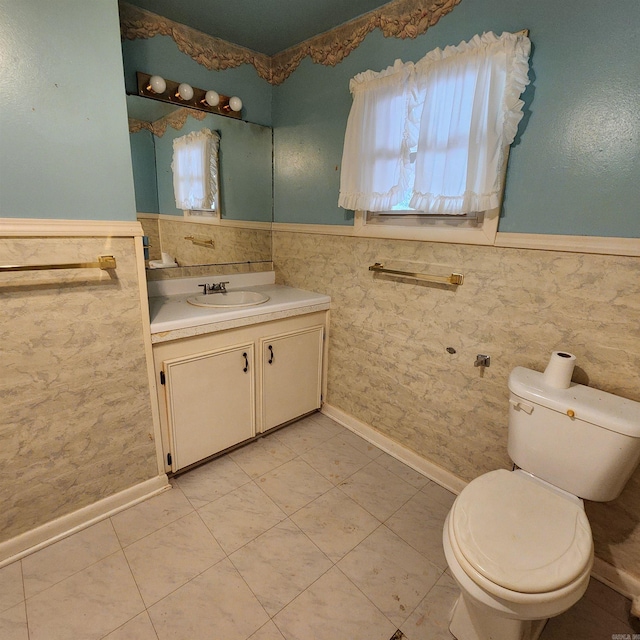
[172,128,220,216]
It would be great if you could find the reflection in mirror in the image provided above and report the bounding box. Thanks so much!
[127,95,273,270]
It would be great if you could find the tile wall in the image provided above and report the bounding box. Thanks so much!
[0,235,159,544]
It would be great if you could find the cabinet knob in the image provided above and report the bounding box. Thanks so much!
[242,352,249,373]
[268,345,274,364]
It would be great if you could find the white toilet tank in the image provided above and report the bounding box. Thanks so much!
[507,366,640,501]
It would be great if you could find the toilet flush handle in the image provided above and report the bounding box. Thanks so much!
[509,399,534,414]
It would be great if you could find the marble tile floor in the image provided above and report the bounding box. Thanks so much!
[1,412,638,640]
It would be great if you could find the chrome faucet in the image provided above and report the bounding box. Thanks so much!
[198,281,229,295]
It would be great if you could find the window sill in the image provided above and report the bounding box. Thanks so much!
[353,209,500,245]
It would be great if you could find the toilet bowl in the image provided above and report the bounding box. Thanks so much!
[443,470,593,640]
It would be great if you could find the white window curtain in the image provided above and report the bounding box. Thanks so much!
[172,128,220,211]
[338,32,531,215]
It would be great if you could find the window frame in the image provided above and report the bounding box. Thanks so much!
[354,146,510,245]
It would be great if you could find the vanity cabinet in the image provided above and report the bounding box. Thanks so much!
[162,343,255,471]
[260,326,324,431]
[153,312,327,473]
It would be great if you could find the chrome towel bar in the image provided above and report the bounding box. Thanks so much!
[368,263,464,286]
[0,255,117,272]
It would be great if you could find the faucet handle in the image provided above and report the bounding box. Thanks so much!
[218,281,230,291]
[198,284,208,295]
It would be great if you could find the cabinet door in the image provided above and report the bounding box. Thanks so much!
[163,343,255,471]
[261,326,323,431]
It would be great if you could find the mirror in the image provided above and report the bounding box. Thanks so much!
[127,95,273,269]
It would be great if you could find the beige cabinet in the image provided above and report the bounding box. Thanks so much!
[163,343,255,471]
[153,312,327,473]
[260,327,323,432]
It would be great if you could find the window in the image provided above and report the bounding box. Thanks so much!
[172,128,220,215]
[339,32,531,244]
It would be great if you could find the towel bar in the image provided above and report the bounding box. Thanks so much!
[0,255,117,272]
[369,263,464,285]
[185,235,215,248]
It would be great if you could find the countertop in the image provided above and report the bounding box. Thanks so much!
[149,282,331,343]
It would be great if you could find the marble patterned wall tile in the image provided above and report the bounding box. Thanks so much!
[0,237,158,542]
[157,218,271,266]
[272,230,640,581]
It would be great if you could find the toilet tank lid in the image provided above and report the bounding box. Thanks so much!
[509,367,640,438]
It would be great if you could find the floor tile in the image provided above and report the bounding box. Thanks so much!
[174,455,251,509]
[306,412,345,436]
[270,415,338,453]
[25,551,144,640]
[300,435,372,485]
[198,482,287,554]
[290,487,381,561]
[111,486,193,547]
[0,562,24,612]
[338,460,419,521]
[257,458,333,515]
[334,429,384,459]
[149,558,269,640]
[22,519,121,598]
[0,601,28,640]
[401,572,459,640]
[103,611,159,639]
[248,620,286,640]
[229,435,297,479]
[374,451,431,489]
[230,519,332,616]
[124,511,226,607]
[581,577,640,629]
[420,481,458,511]
[540,588,639,639]
[386,482,455,570]
[338,525,443,627]
[273,566,397,640]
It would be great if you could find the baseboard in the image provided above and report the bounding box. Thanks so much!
[592,556,640,606]
[321,403,640,605]
[320,403,467,494]
[0,474,169,568]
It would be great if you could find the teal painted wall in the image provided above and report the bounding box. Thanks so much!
[272,0,640,237]
[130,130,159,213]
[121,36,273,127]
[0,0,137,221]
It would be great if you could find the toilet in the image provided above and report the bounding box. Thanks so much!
[443,365,640,640]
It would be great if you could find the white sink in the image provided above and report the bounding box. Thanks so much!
[187,291,270,308]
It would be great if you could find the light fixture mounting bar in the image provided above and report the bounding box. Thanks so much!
[136,72,241,120]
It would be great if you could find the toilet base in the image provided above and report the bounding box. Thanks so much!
[450,592,548,640]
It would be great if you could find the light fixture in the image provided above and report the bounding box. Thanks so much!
[136,72,243,120]
[147,75,166,94]
[176,83,194,101]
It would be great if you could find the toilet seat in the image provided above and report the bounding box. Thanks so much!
[450,470,593,595]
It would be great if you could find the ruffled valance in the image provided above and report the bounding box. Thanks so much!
[338,31,531,215]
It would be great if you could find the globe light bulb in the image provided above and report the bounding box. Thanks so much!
[147,75,166,94]
[177,83,194,101]
[229,96,243,112]
[204,90,220,107]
